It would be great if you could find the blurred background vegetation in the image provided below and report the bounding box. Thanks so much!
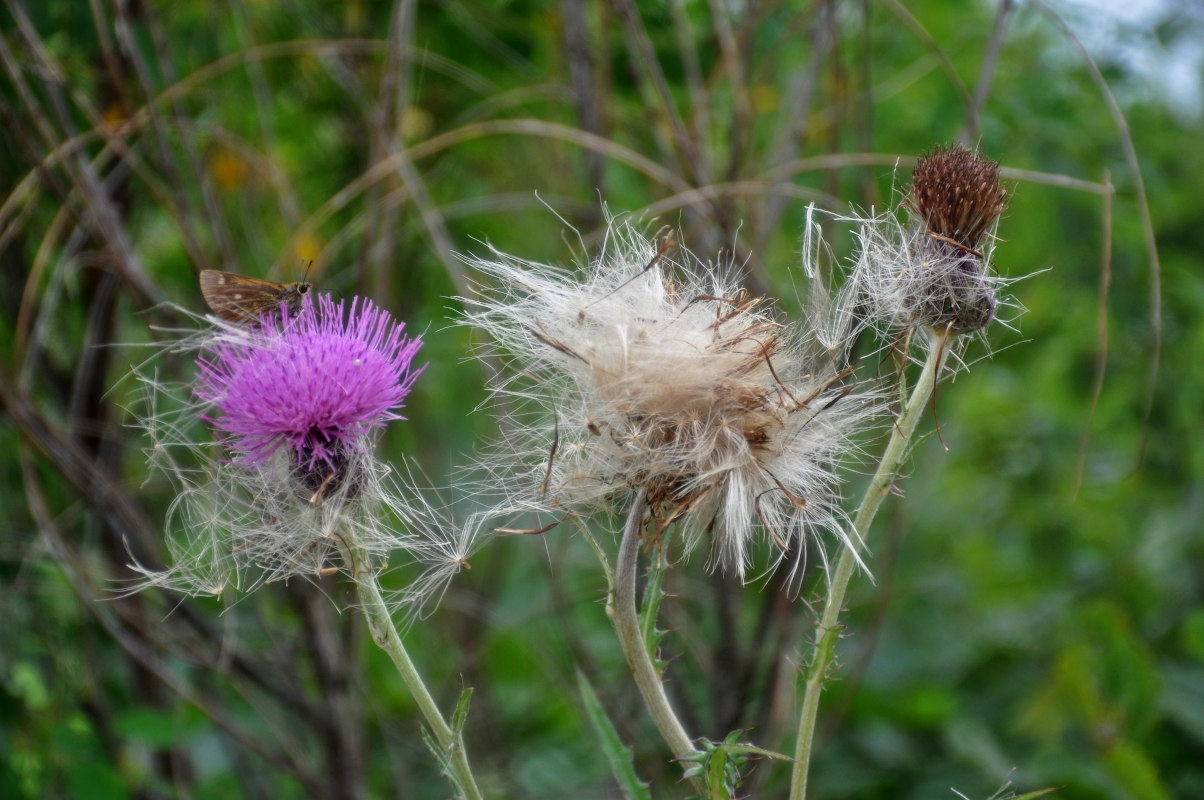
[2,1,1201,798]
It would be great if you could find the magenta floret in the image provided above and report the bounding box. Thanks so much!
[195,294,425,471]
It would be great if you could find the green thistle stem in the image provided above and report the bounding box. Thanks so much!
[338,537,484,800]
[610,492,705,791]
[789,329,951,800]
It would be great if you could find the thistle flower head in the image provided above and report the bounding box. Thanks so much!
[194,294,424,476]
[123,294,443,602]
[463,220,877,579]
[848,146,1015,344]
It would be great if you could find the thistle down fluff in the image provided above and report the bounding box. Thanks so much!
[463,221,878,580]
[127,293,448,599]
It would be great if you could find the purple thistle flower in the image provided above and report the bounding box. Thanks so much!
[194,293,424,474]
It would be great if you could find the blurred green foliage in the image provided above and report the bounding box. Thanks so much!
[2,1,1202,798]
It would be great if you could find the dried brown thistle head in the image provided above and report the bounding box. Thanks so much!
[908,145,1009,250]
[902,145,1009,334]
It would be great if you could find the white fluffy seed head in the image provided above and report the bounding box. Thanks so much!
[462,219,879,580]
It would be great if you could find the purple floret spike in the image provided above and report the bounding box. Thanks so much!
[195,294,425,473]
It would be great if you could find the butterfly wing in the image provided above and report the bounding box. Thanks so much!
[199,270,286,323]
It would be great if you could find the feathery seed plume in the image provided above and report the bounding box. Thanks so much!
[463,220,877,579]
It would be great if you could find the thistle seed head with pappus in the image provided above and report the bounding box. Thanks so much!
[463,221,877,579]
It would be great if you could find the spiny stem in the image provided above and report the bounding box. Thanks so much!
[338,537,484,800]
[610,492,705,791]
[789,329,951,800]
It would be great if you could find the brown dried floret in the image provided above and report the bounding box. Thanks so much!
[908,145,1009,249]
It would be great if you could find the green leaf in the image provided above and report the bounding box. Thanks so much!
[419,726,464,798]
[1180,609,1204,662]
[7,662,50,711]
[678,734,791,798]
[638,559,668,668]
[452,687,473,735]
[706,746,730,800]
[1103,739,1170,800]
[711,741,792,762]
[1160,662,1204,747]
[575,671,651,800]
[1008,790,1061,800]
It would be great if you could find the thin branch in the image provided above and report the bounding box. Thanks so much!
[610,0,712,189]
[1073,170,1113,500]
[880,0,977,138]
[1030,0,1162,474]
[962,0,1014,146]
[17,444,326,795]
